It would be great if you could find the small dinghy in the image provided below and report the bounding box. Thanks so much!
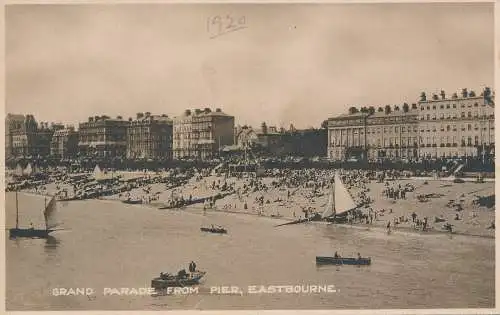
[316,256,371,266]
[200,225,227,234]
[122,198,142,204]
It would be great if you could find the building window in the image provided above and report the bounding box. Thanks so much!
[452,104,456,108]
[432,105,436,110]
[427,106,430,110]
[468,124,472,131]
[440,105,444,109]
[421,106,425,110]
[474,103,479,107]
[446,104,450,109]
[446,125,450,131]
[461,112,465,118]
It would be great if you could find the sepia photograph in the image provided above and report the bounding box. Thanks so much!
[4,2,495,312]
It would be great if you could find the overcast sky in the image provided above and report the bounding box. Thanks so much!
[6,3,493,129]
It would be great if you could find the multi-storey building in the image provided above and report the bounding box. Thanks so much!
[78,115,128,158]
[173,110,195,159]
[365,107,419,160]
[5,113,28,159]
[417,88,495,159]
[50,126,79,159]
[234,125,259,148]
[328,112,370,161]
[173,108,235,160]
[327,87,495,161]
[36,122,64,157]
[127,112,173,160]
[9,114,38,158]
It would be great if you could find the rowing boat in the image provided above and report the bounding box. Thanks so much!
[316,256,371,265]
[200,227,227,234]
[151,271,206,289]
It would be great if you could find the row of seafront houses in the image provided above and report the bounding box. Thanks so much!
[5,87,495,166]
[6,108,327,164]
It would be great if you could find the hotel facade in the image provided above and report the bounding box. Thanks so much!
[126,113,173,160]
[173,108,235,160]
[327,88,495,161]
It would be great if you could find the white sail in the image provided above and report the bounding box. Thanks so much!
[321,185,335,218]
[44,196,59,230]
[23,163,33,176]
[14,164,23,176]
[333,172,357,215]
[93,164,102,180]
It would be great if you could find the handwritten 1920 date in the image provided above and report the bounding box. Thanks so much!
[207,14,247,39]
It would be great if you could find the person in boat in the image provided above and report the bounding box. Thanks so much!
[29,222,34,230]
[189,261,197,273]
[357,253,362,260]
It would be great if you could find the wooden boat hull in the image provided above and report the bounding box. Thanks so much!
[200,227,227,234]
[316,256,371,266]
[9,228,52,239]
[122,199,142,204]
[151,272,206,289]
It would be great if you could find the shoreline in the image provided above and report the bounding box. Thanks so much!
[14,191,493,240]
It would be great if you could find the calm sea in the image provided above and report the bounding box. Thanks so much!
[5,192,494,310]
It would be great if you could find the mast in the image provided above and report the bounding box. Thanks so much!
[44,197,47,230]
[15,190,19,229]
[332,174,336,219]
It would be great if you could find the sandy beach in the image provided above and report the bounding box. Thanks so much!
[12,169,495,238]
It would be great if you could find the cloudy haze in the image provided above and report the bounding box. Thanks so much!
[6,3,494,129]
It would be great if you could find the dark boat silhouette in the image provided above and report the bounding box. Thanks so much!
[151,271,206,289]
[9,191,59,239]
[316,256,372,266]
[122,198,142,204]
[200,226,227,234]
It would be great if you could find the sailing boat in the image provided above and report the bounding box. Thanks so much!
[274,171,358,228]
[322,171,358,223]
[9,192,59,239]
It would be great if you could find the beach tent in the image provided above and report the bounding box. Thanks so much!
[23,163,33,176]
[93,165,103,181]
[14,164,23,177]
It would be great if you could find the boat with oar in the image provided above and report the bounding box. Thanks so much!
[151,271,206,290]
[316,256,372,266]
[200,225,227,234]
[9,191,61,239]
